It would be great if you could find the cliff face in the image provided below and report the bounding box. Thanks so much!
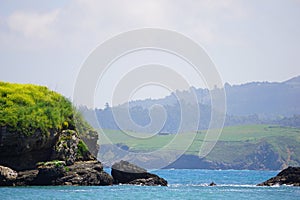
[0,129,113,186]
[0,126,58,170]
[0,126,99,171]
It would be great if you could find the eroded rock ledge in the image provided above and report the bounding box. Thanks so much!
[0,129,113,186]
[0,160,113,186]
[257,166,300,186]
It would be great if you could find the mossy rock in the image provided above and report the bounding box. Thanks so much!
[0,82,98,170]
[37,160,66,168]
[77,140,94,161]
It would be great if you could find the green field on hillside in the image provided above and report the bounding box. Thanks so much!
[98,125,300,167]
[99,125,300,151]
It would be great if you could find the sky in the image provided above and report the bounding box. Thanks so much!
[0,0,300,108]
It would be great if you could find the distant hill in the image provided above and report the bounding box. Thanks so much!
[123,75,300,117]
[83,75,300,132]
[97,125,300,170]
[224,77,300,117]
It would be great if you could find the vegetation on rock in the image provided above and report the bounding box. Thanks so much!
[0,82,115,186]
[0,81,94,137]
[77,140,89,158]
[0,82,99,171]
[0,82,71,135]
[36,160,66,168]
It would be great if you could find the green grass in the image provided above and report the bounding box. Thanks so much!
[37,160,66,168]
[98,129,198,152]
[0,81,73,135]
[98,125,300,165]
[99,125,299,150]
[0,81,94,137]
[77,139,89,158]
[216,125,300,141]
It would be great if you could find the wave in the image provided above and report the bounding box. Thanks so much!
[170,183,258,187]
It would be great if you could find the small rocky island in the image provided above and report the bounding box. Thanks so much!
[0,82,167,187]
[257,166,300,186]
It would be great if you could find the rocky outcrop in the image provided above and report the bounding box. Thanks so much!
[0,129,167,186]
[111,160,167,186]
[0,129,113,186]
[0,128,97,171]
[56,161,113,186]
[257,166,300,186]
[1,160,113,186]
[50,130,94,165]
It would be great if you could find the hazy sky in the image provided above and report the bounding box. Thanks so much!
[1,0,300,107]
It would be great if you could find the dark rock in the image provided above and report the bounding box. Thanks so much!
[257,166,300,186]
[111,160,167,186]
[35,160,113,186]
[33,161,66,185]
[57,161,113,186]
[1,160,113,186]
[14,170,38,186]
[128,178,163,186]
[0,128,113,186]
[0,128,97,171]
[209,182,216,186]
[0,127,58,170]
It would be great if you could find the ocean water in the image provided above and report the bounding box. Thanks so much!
[1,169,299,200]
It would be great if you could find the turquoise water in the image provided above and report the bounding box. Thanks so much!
[1,169,299,200]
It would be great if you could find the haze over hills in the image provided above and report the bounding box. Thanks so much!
[86,75,300,133]
[86,75,300,170]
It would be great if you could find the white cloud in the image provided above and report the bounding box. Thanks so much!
[2,0,248,51]
[7,9,60,40]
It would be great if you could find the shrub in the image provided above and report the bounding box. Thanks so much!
[0,81,94,137]
[77,140,89,157]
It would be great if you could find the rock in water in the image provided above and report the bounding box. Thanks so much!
[257,166,300,186]
[111,160,168,186]
[209,182,216,186]
[56,161,113,186]
[8,160,113,186]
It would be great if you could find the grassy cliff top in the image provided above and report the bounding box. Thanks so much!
[0,81,92,136]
